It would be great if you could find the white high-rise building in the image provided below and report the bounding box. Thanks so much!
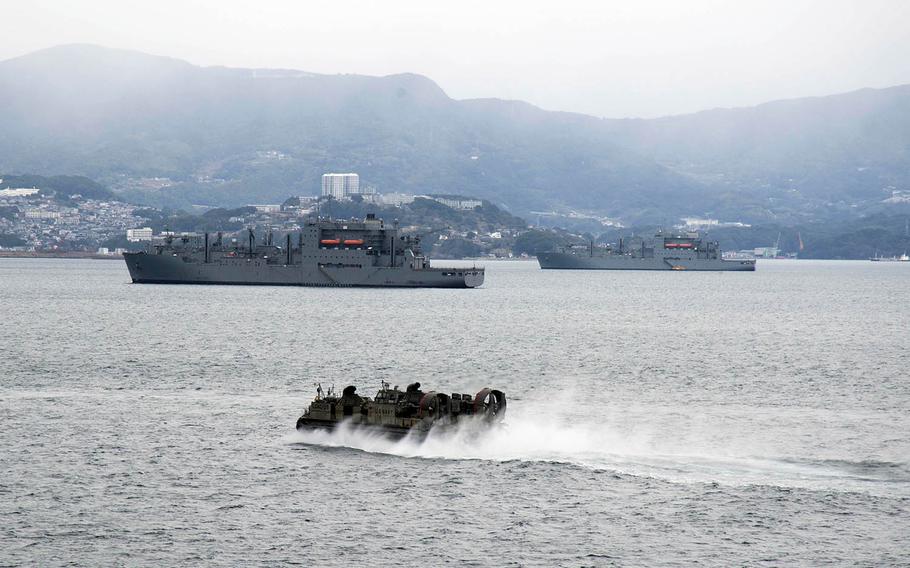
[126,227,154,242]
[321,173,360,199]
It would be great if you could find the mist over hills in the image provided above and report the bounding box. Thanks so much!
[604,86,910,221]
[2,44,909,224]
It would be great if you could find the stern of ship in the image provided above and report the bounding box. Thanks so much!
[463,268,484,288]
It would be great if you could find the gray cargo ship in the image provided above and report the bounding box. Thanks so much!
[537,231,755,271]
[123,215,484,287]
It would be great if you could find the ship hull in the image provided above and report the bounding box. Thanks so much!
[124,252,484,288]
[537,252,756,271]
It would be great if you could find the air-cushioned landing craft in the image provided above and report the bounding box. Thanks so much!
[296,382,506,438]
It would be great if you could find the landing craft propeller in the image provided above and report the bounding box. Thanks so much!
[474,388,507,422]
[419,391,440,418]
[419,391,452,420]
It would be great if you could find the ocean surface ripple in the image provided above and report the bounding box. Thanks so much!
[1,258,908,566]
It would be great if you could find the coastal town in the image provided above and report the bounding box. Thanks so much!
[0,185,145,255]
[0,174,530,259]
[4,173,902,261]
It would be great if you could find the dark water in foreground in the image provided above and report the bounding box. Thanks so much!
[1,258,908,566]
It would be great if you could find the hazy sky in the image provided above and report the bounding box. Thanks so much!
[4,0,910,118]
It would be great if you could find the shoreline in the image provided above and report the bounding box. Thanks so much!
[0,251,125,260]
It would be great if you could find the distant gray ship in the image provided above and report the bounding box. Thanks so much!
[123,215,484,287]
[537,231,756,271]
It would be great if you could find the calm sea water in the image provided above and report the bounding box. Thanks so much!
[1,258,908,566]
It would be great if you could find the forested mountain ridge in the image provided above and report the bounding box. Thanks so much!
[2,44,909,225]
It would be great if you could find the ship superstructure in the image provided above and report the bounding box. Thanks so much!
[123,215,484,287]
[537,231,756,271]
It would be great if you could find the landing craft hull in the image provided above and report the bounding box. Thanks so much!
[296,418,430,439]
[123,252,484,288]
[296,417,503,440]
[537,252,756,271]
[295,384,506,441]
[297,421,505,441]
